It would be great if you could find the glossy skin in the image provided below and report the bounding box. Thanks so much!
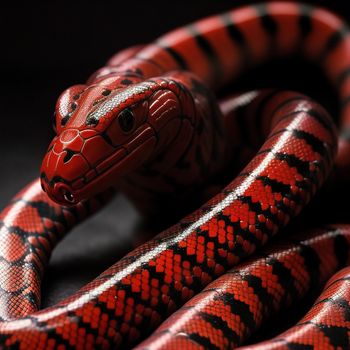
[0,92,336,349]
[41,72,227,216]
[136,226,350,350]
[40,2,350,209]
[0,181,112,321]
[239,266,350,350]
[0,2,349,350]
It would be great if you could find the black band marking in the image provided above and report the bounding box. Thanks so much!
[187,24,223,83]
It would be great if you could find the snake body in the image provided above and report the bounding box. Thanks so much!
[135,225,350,349]
[0,2,350,349]
[240,265,350,350]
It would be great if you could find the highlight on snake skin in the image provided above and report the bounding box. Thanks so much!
[1,2,350,349]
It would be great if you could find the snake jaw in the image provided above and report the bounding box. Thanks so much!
[40,123,158,206]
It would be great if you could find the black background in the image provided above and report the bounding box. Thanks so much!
[0,0,349,341]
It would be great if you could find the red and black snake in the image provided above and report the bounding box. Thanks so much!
[135,225,350,350]
[1,2,350,349]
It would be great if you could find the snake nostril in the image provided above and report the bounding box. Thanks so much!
[63,149,78,163]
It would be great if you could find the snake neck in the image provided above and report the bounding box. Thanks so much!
[117,73,228,216]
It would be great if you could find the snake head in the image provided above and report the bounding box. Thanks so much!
[40,77,183,206]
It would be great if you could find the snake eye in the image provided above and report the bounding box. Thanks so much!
[63,190,75,203]
[118,109,135,133]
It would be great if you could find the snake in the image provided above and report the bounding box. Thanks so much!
[135,225,350,350]
[0,2,350,349]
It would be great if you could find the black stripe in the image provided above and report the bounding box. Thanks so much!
[269,108,335,145]
[274,152,319,179]
[291,129,329,157]
[161,45,188,70]
[313,296,350,316]
[218,211,270,249]
[325,25,349,52]
[3,224,53,266]
[187,24,222,82]
[215,291,257,333]
[220,12,250,67]
[255,3,278,56]
[24,291,40,311]
[307,109,334,135]
[285,341,314,350]
[257,175,296,201]
[231,172,308,213]
[319,297,350,316]
[298,308,350,350]
[286,129,330,177]
[297,244,321,291]
[29,200,70,227]
[220,13,246,47]
[267,257,301,307]
[44,304,115,349]
[242,273,275,315]
[259,174,310,205]
[271,95,307,115]
[198,311,240,346]
[0,279,36,301]
[319,25,349,63]
[296,4,315,56]
[21,314,79,350]
[299,4,313,38]
[320,324,350,349]
[224,177,297,221]
[334,232,350,269]
[255,4,278,37]
[169,223,240,287]
[216,214,266,258]
[187,332,221,350]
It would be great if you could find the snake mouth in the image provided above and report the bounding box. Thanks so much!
[41,129,158,206]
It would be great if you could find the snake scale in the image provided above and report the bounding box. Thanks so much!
[1,2,350,349]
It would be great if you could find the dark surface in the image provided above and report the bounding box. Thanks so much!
[0,0,349,343]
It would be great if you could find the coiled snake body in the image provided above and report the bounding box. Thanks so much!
[1,2,350,349]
